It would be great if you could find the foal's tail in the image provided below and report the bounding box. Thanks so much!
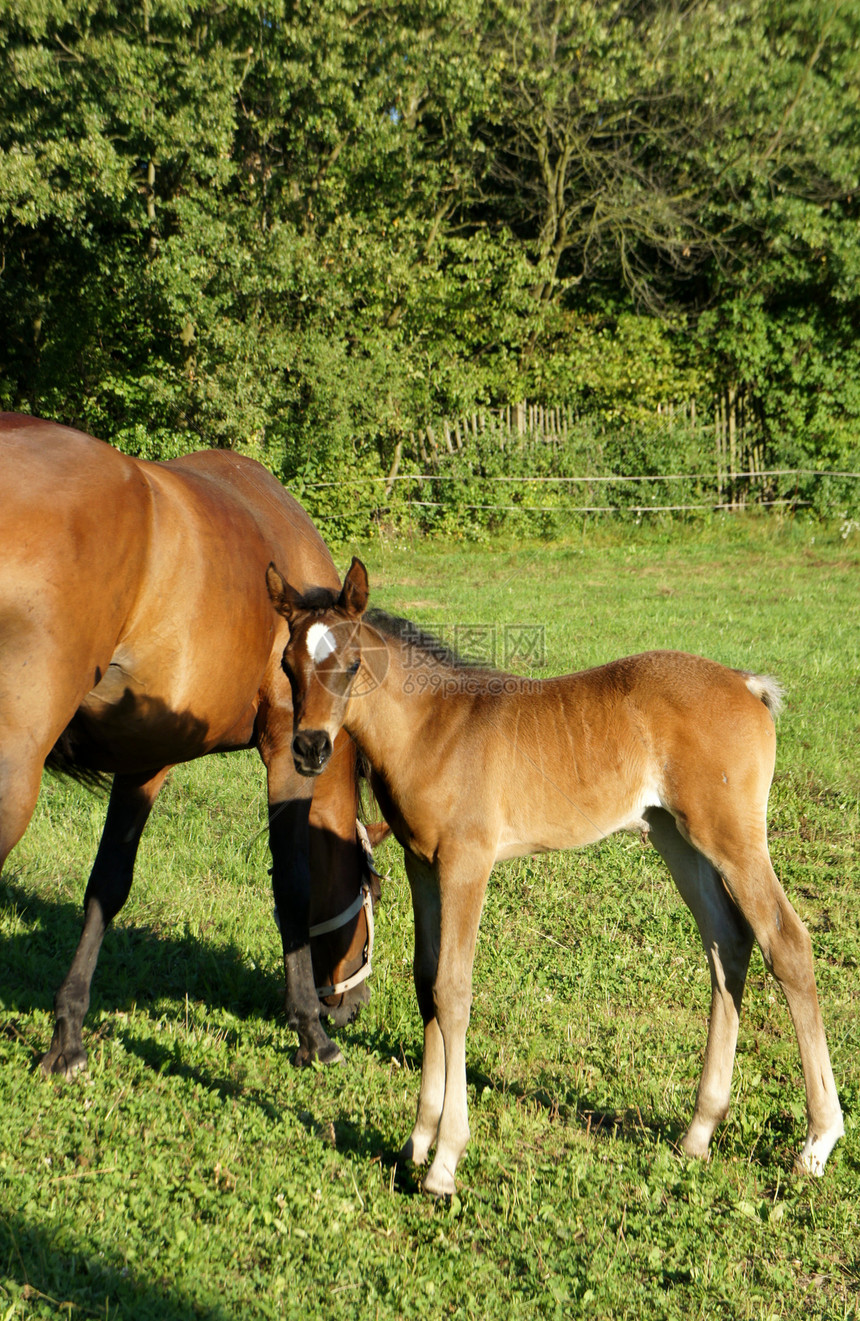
[742,672,785,719]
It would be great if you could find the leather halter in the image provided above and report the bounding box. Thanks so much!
[272,819,379,1000]
[310,881,375,999]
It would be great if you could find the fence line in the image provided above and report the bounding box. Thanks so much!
[301,468,860,490]
[408,393,758,459]
[404,498,807,513]
[401,391,812,502]
[312,498,811,520]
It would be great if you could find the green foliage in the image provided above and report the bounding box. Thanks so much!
[0,0,858,518]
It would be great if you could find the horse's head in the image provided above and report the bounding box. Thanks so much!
[267,558,381,1024]
[266,557,370,777]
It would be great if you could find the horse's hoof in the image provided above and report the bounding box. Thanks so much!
[318,1040,345,1066]
[40,1048,88,1081]
[291,1041,344,1068]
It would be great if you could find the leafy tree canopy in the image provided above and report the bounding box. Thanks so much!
[1,0,858,497]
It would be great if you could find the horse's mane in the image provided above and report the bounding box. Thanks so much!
[365,608,485,671]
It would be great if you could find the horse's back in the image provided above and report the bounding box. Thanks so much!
[0,416,335,771]
[163,447,333,573]
[102,447,339,752]
[1,417,154,718]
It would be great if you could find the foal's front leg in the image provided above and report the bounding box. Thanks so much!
[401,852,444,1166]
[417,848,492,1198]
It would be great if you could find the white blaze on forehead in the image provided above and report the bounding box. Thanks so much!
[306,621,338,664]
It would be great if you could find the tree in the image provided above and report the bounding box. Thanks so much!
[1,0,857,500]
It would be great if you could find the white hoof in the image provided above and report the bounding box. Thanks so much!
[795,1115,844,1177]
[400,1128,436,1167]
[422,1158,457,1198]
[680,1124,713,1162]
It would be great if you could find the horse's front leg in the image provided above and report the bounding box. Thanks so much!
[265,755,341,1067]
[42,768,170,1079]
[421,848,493,1198]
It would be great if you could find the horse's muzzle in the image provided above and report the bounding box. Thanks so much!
[320,979,371,1027]
[292,729,333,776]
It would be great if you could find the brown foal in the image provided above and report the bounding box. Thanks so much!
[267,557,843,1196]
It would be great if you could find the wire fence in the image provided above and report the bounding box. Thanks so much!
[293,396,859,530]
[302,469,860,520]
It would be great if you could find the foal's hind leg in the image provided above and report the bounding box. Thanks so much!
[41,768,169,1079]
[647,809,755,1160]
[681,811,843,1174]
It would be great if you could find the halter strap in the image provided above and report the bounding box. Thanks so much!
[312,881,375,999]
[308,884,368,937]
[272,819,380,1000]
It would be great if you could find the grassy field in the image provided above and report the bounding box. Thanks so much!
[1,516,859,1320]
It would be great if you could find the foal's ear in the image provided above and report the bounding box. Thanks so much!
[266,562,301,621]
[339,557,369,617]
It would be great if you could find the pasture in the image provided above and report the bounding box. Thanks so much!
[1,518,858,1320]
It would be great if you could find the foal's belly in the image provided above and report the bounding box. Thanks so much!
[494,822,602,862]
[494,783,662,862]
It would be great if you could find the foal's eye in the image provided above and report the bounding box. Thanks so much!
[347,659,361,675]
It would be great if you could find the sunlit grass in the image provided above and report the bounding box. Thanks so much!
[1,517,858,1319]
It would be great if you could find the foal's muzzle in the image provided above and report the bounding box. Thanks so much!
[292,729,333,776]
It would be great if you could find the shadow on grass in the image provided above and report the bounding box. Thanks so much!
[0,873,284,1029]
[0,1210,232,1321]
[115,1028,396,1173]
[114,1027,285,1110]
[344,1020,689,1169]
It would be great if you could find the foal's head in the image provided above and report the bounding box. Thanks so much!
[267,557,369,777]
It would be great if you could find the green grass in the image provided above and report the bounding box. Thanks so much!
[2,516,859,1319]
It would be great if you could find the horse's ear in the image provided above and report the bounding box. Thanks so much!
[266,563,301,620]
[339,557,369,617]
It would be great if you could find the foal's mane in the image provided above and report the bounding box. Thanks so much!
[366,608,484,671]
[292,593,487,671]
[292,585,343,613]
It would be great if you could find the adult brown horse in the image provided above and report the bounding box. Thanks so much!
[267,556,843,1195]
[0,413,375,1076]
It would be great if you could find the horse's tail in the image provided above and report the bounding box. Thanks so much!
[44,727,112,791]
[743,673,784,719]
[354,746,390,845]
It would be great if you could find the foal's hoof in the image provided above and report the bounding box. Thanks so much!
[40,1046,88,1081]
[679,1121,713,1162]
[399,1135,431,1167]
[794,1118,844,1178]
[794,1152,826,1179]
[422,1159,458,1199]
